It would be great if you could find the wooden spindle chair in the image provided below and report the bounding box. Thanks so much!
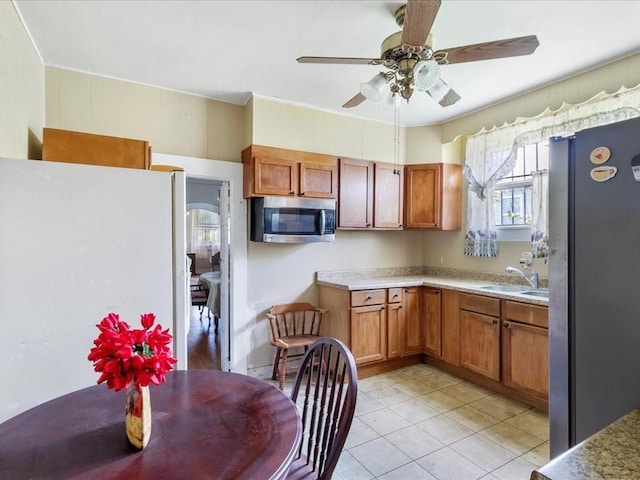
[268,303,325,391]
[286,337,358,480]
[190,283,210,320]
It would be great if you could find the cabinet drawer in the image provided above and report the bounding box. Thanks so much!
[351,289,386,307]
[387,288,403,304]
[459,293,501,317]
[505,301,548,328]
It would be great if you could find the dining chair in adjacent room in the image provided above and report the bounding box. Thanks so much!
[267,303,325,391]
[285,337,358,480]
[190,283,210,320]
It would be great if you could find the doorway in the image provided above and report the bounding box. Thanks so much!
[186,177,226,370]
[155,152,249,375]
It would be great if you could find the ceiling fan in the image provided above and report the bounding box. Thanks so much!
[297,0,539,109]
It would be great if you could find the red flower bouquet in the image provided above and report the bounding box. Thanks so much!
[88,312,177,391]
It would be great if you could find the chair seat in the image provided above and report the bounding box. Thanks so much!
[271,334,319,349]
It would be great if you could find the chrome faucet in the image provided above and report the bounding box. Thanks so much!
[505,266,539,289]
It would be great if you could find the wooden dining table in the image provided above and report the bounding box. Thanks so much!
[0,370,302,479]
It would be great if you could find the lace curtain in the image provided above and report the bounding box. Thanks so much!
[464,84,640,257]
[531,170,549,258]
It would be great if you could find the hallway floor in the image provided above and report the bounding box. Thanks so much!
[186,306,221,370]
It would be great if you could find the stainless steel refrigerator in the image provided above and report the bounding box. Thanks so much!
[549,116,640,457]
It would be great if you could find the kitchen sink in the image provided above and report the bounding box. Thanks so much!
[478,284,528,293]
[519,290,550,298]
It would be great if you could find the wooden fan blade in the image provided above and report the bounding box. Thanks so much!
[401,0,441,48]
[343,93,366,108]
[434,35,539,65]
[297,56,384,65]
[439,89,461,107]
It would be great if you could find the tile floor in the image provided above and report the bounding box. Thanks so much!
[279,363,549,480]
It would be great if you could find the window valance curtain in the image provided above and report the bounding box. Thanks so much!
[464,84,640,257]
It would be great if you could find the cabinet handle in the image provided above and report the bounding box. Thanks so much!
[492,319,498,325]
[366,223,371,227]
[503,322,510,328]
[300,191,305,196]
[365,295,372,301]
[434,223,439,227]
[380,306,385,310]
[290,191,295,195]
[434,291,440,295]
[393,294,399,298]
[398,305,403,309]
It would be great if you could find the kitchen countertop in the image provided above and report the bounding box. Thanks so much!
[316,266,548,306]
[531,409,640,480]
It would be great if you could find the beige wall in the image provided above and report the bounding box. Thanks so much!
[45,67,245,162]
[252,95,412,163]
[424,53,640,278]
[442,53,640,142]
[20,31,640,374]
[0,2,44,160]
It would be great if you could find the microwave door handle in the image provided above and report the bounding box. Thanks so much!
[318,209,326,235]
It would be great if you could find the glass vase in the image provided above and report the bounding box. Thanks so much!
[125,383,152,449]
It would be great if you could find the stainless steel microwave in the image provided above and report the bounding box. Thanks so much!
[250,196,336,243]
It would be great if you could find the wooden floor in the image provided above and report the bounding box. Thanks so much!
[187,306,221,370]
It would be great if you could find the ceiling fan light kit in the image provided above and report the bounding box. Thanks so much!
[360,72,389,102]
[297,0,539,111]
[413,60,441,92]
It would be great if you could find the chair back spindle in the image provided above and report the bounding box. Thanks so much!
[287,338,357,480]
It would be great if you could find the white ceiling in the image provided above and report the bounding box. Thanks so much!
[15,0,640,126]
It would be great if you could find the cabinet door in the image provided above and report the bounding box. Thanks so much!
[374,162,403,229]
[502,321,549,400]
[441,289,460,365]
[254,156,298,196]
[300,161,338,199]
[404,164,440,229]
[459,309,500,380]
[350,305,387,364]
[387,302,404,359]
[422,288,442,357]
[338,158,374,228]
[403,287,422,355]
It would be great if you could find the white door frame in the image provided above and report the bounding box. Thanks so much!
[155,153,249,374]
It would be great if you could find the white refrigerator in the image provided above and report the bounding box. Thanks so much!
[0,157,187,423]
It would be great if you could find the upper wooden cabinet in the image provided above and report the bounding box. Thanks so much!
[242,145,338,199]
[338,158,403,230]
[374,162,404,230]
[42,128,150,170]
[404,163,462,230]
[338,157,374,228]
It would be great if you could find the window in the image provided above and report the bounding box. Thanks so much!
[493,140,548,240]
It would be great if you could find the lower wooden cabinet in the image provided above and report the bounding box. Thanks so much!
[320,283,548,408]
[351,304,387,365]
[459,309,501,381]
[502,300,549,401]
[403,287,422,355]
[422,287,442,357]
[459,293,501,381]
[387,301,403,359]
[502,321,549,400]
